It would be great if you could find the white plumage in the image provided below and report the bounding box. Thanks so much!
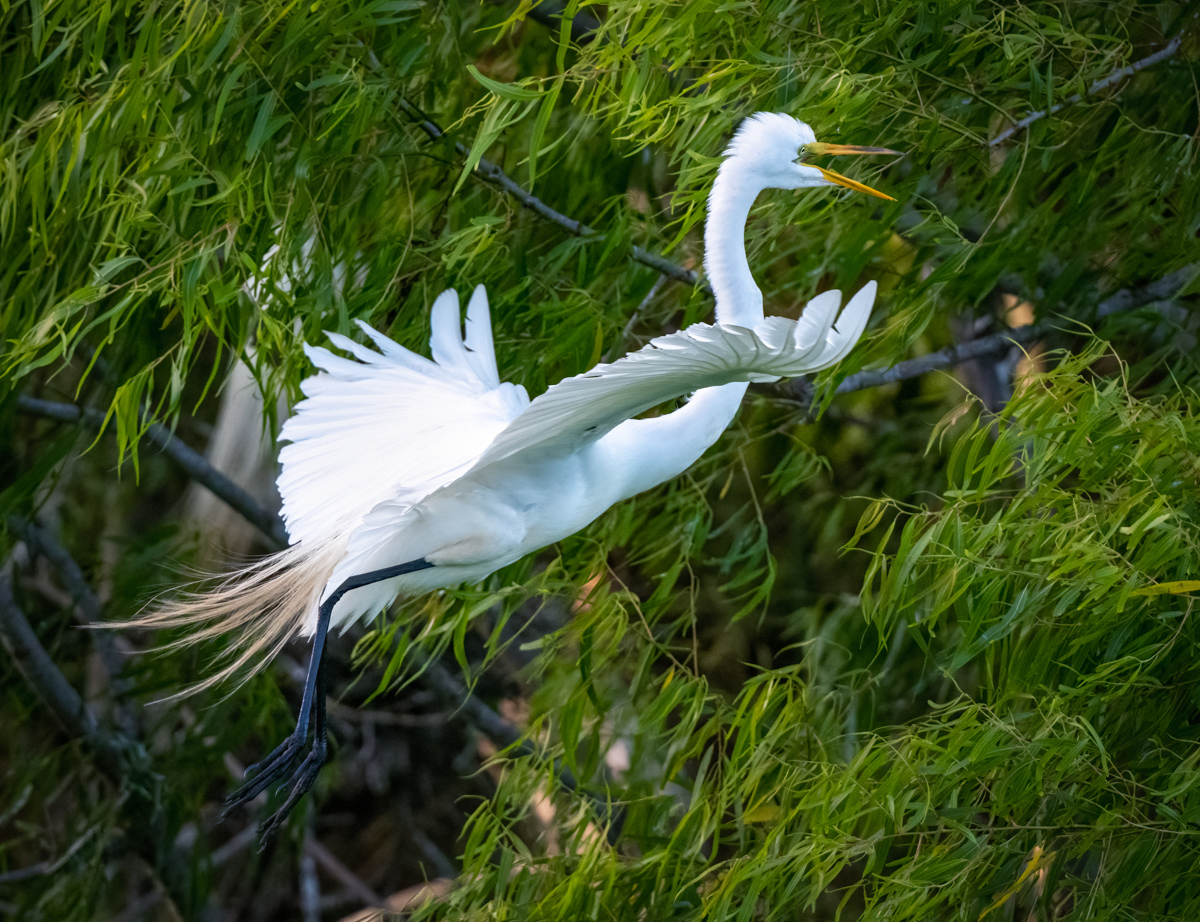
[276,286,529,548]
[474,285,873,469]
[143,111,896,832]
[276,280,875,630]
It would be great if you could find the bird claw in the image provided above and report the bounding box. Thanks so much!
[222,730,327,841]
[256,738,327,844]
[222,734,301,819]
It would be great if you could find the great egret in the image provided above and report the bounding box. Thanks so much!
[140,112,895,836]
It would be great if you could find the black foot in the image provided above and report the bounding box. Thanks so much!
[222,731,305,818]
[222,731,329,844]
[257,733,328,843]
[221,558,434,843]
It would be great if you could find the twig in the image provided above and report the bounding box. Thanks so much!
[0,826,98,884]
[305,838,385,908]
[607,274,670,362]
[990,34,1184,147]
[0,566,128,779]
[778,263,1198,402]
[14,396,288,548]
[9,517,126,681]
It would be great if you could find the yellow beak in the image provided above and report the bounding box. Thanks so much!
[804,142,901,201]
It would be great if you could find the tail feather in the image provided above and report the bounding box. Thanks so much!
[119,539,344,697]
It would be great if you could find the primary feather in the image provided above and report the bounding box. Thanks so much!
[473,284,873,469]
[277,285,529,547]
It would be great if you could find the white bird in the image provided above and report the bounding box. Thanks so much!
[139,112,896,836]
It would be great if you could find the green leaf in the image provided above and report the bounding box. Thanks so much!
[467,63,543,102]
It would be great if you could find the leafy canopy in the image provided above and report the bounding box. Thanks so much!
[1,0,1198,919]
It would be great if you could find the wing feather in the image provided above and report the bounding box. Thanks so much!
[464,285,501,388]
[472,282,875,471]
[278,287,529,547]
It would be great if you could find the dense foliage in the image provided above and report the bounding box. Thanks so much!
[1,0,1197,919]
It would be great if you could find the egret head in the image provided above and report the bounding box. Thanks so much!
[724,112,897,200]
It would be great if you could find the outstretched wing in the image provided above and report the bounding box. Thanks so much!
[278,285,529,546]
[473,282,875,471]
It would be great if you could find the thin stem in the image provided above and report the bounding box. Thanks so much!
[0,566,118,772]
[14,396,288,548]
[607,273,670,361]
[777,262,1198,402]
[990,34,1183,147]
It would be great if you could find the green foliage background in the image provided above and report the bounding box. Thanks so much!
[1,0,1198,919]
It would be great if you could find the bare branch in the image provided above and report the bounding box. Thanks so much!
[830,323,1042,397]
[10,518,104,623]
[9,517,125,678]
[0,566,129,780]
[14,396,288,548]
[990,35,1183,147]
[305,838,386,908]
[1095,263,1199,317]
[776,263,1199,402]
[372,66,707,293]
[607,273,670,361]
[0,826,98,884]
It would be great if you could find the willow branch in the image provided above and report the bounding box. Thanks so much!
[523,0,602,43]
[777,263,1198,401]
[14,396,288,548]
[381,80,707,292]
[0,567,128,780]
[11,516,125,675]
[990,34,1183,147]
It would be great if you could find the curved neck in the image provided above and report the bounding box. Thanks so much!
[601,382,750,502]
[705,164,767,327]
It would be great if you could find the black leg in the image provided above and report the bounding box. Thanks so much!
[258,657,327,842]
[223,557,434,838]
